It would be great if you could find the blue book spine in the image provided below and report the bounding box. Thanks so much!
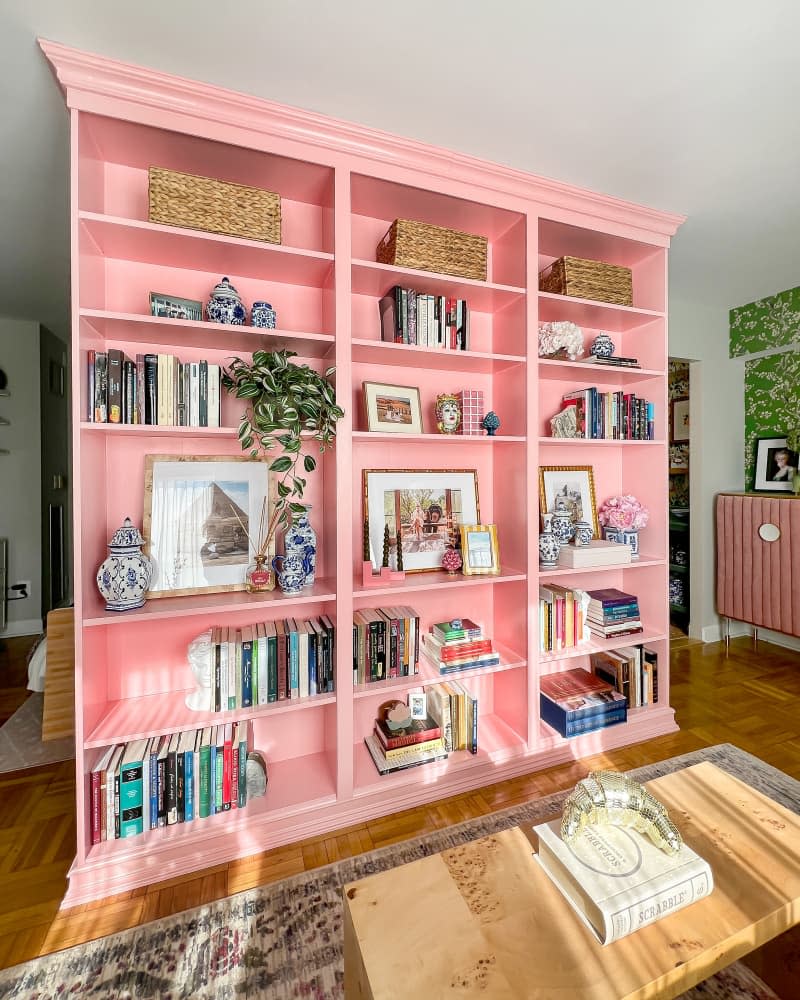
[540,693,627,736]
[209,743,216,816]
[563,708,627,738]
[242,639,253,708]
[289,628,299,697]
[185,749,194,822]
[646,401,655,440]
[308,633,318,696]
[149,744,159,830]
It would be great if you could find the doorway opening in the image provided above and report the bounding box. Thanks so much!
[668,359,690,636]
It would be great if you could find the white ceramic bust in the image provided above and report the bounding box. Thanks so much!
[185,629,214,711]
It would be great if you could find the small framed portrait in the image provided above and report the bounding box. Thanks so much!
[754,436,798,492]
[539,465,599,537]
[408,690,427,720]
[363,381,423,434]
[460,523,500,576]
[149,292,203,322]
[670,396,690,442]
[669,444,690,474]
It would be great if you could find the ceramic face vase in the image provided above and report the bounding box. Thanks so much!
[435,393,461,434]
[96,517,153,611]
[284,507,317,586]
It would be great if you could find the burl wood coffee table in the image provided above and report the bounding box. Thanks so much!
[344,762,800,998]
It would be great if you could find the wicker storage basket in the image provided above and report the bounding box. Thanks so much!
[377,218,487,281]
[539,255,632,307]
[148,167,281,244]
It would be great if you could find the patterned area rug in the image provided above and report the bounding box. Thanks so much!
[0,694,74,774]
[0,743,793,999]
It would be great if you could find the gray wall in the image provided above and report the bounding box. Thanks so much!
[0,316,42,635]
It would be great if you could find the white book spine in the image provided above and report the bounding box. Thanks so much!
[190,363,200,427]
[257,632,269,705]
[607,871,713,942]
[208,364,220,427]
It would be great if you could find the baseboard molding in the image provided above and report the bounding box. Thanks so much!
[700,620,800,653]
[0,617,44,638]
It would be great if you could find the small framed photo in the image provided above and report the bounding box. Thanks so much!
[408,690,427,720]
[149,292,203,322]
[754,436,798,492]
[669,444,690,474]
[671,396,690,442]
[539,465,599,537]
[460,523,500,576]
[363,381,424,434]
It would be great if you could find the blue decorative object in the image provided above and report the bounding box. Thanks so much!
[284,507,317,586]
[539,513,560,567]
[590,333,615,358]
[251,301,277,329]
[206,277,247,325]
[550,503,574,548]
[481,411,501,436]
[603,525,640,557]
[669,575,685,606]
[572,520,593,547]
[95,517,153,612]
[272,552,307,595]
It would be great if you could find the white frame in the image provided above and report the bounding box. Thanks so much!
[754,436,798,492]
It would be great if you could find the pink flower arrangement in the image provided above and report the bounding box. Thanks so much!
[598,494,649,531]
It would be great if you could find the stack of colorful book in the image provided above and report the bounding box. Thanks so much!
[352,606,420,683]
[364,699,448,775]
[538,584,588,652]
[586,588,643,639]
[539,668,627,739]
[379,285,470,351]
[420,618,500,674]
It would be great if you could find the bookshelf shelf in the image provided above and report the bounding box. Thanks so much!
[538,628,668,667]
[538,437,665,446]
[537,556,664,577]
[48,39,681,904]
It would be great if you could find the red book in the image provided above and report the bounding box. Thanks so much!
[540,667,616,712]
[439,639,494,660]
[374,714,441,750]
[231,741,239,810]
[222,723,233,811]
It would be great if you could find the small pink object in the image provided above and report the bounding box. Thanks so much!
[362,561,405,586]
[459,389,484,436]
[598,494,649,531]
[441,548,463,575]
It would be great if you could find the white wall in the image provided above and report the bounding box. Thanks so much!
[668,295,745,638]
[0,317,42,635]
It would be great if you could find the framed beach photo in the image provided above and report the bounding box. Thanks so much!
[670,396,690,442]
[753,436,798,492]
[149,292,204,322]
[143,455,274,597]
[538,465,599,537]
[363,469,479,573]
[363,381,423,434]
[460,523,500,576]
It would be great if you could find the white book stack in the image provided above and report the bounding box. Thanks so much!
[558,540,631,568]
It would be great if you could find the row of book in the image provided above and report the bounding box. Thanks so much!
[591,645,659,708]
[587,588,643,640]
[540,667,627,739]
[539,583,588,652]
[420,616,500,673]
[87,349,222,426]
[560,386,655,439]
[379,285,470,351]
[89,721,252,844]
[352,607,420,684]
[211,618,336,710]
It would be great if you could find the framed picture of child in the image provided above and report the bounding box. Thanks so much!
[754,436,799,492]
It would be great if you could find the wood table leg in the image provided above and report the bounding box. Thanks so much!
[741,922,800,998]
[344,890,374,999]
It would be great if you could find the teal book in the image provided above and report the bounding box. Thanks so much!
[237,720,249,808]
[199,727,212,819]
[215,726,225,813]
[250,625,258,705]
[208,726,217,817]
[287,618,299,698]
[179,730,195,822]
[119,738,148,838]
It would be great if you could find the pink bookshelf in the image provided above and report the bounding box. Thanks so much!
[43,38,683,905]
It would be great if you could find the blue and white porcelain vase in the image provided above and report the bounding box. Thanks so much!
[572,520,593,547]
[284,507,317,586]
[550,505,574,548]
[603,525,640,557]
[272,552,307,596]
[538,513,560,568]
[251,301,277,329]
[96,517,153,612]
[590,332,615,358]
[206,277,247,325]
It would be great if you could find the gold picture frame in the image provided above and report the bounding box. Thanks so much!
[460,523,500,575]
[538,465,599,537]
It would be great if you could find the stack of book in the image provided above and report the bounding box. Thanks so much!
[365,703,447,775]
[379,285,470,351]
[539,584,588,652]
[427,679,478,753]
[210,617,335,709]
[584,354,641,369]
[559,386,654,440]
[586,588,643,639]
[352,607,420,683]
[88,350,222,427]
[420,618,500,674]
[89,720,253,844]
[539,667,627,738]
[590,645,659,708]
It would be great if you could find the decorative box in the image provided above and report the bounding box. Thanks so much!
[148,166,281,244]
[376,218,487,281]
[459,389,484,435]
[539,255,633,307]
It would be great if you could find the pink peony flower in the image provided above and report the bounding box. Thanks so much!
[597,494,649,531]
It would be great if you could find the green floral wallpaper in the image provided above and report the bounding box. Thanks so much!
[668,361,689,508]
[730,285,800,358]
[744,352,800,489]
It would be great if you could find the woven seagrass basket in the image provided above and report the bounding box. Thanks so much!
[539,255,632,307]
[148,167,281,244]
[377,218,487,281]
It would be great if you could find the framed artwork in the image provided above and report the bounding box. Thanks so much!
[669,444,690,474]
[753,436,798,492]
[363,381,423,434]
[538,465,599,537]
[363,469,479,573]
[149,292,203,322]
[143,455,274,597]
[460,523,500,576]
[671,396,690,442]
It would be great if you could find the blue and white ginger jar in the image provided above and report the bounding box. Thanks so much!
[539,513,560,568]
[550,504,574,548]
[590,333,615,358]
[206,277,247,325]
[272,552,307,596]
[251,301,277,329]
[96,517,153,611]
[284,508,317,586]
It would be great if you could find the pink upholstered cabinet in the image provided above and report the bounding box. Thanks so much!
[716,492,800,638]
[41,39,684,905]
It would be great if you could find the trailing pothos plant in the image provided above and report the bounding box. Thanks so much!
[223,350,344,557]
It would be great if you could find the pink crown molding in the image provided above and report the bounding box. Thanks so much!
[39,38,685,241]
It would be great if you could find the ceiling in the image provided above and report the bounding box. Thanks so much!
[2,0,799,340]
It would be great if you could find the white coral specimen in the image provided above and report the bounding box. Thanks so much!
[538,321,584,361]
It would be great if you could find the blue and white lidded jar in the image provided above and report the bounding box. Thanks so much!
[590,332,615,358]
[206,277,247,325]
[572,520,593,547]
[251,302,277,329]
[284,507,317,586]
[550,504,574,548]
[96,517,153,612]
[539,513,560,568]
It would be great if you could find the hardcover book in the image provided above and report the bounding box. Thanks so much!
[533,818,713,944]
[374,713,441,749]
[557,541,632,568]
[364,732,448,775]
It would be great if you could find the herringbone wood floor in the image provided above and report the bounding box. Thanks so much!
[2,635,800,972]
